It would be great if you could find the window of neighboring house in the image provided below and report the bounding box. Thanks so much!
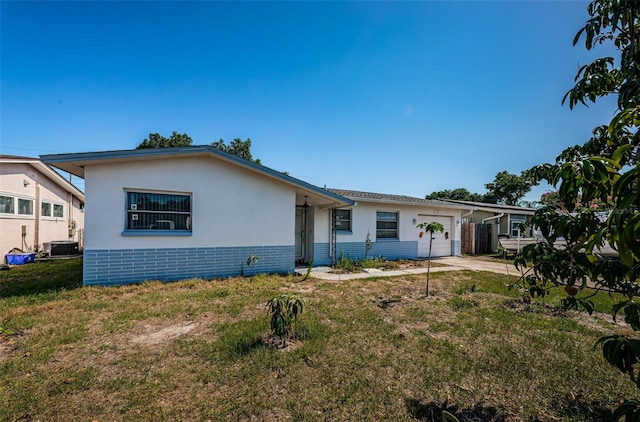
[0,194,34,216]
[125,190,192,232]
[0,195,14,214]
[41,202,65,218]
[511,221,522,237]
[53,204,64,218]
[18,199,33,215]
[41,202,51,217]
[334,209,352,232]
[376,211,399,239]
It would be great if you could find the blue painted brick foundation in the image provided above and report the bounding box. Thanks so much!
[83,245,295,286]
[313,243,331,266]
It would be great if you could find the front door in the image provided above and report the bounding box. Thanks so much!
[295,206,313,264]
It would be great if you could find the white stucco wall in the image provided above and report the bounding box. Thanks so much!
[314,207,331,243]
[84,156,295,249]
[314,201,462,244]
[0,162,84,254]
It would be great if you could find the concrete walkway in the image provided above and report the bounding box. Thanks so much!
[298,256,525,281]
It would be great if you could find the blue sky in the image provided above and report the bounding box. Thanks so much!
[0,1,618,201]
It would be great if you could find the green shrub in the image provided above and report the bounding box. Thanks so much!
[334,251,387,272]
[266,294,305,347]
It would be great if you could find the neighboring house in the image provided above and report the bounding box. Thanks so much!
[41,146,354,286]
[312,190,469,265]
[439,199,536,253]
[0,155,85,255]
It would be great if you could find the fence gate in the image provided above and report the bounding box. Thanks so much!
[474,223,492,254]
[461,223,475,254]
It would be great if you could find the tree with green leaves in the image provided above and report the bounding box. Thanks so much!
[136,133,262,164]
[426,172,531,205]
[211,138,261,164]
[516,1,640,419]
[484,171,531,206]
[425,188,487,202]
[416,221,444,297]
[538,191,563,209]
[136,131,193,149]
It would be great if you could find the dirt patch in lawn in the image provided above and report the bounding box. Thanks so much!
[131,322,198,346]
[0,337,14,363]
[0,330,28,363]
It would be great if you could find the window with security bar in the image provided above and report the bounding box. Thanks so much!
[125,191,191,231]
[334,209,352,232]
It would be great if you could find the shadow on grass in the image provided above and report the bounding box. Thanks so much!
[405,398,504,422]
[230,336,265,357]
[0,257,83,299]
[216,318,268,360]
[550,395,613,421]
[406,396,615,421]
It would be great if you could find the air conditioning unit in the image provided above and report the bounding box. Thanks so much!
[43,241,79,257]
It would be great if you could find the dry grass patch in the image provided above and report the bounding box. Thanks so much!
[0,260,637,421]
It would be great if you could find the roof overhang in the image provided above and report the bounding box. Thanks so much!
[440,199,536,216]
[464,206,536,216]
[41,146,352,207]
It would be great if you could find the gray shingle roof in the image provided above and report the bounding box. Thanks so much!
[0,154,39,160]
[327,189,467,208]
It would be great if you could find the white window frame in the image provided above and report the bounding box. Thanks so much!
[41,200,65,219]
[0,192,35,219]
[376,211,399,240]
[123,189,192,235]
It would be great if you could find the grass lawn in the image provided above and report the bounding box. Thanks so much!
[0,258,636,421]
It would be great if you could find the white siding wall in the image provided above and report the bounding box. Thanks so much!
[314,202,462,244]
[84,156,295,249]
[314,207,331,243]
[336,201,461,242]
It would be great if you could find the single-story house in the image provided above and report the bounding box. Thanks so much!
[0,155,85,256]
[41,146,469,286]
[439,199,536,253]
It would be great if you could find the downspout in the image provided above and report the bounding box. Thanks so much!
[34,183,40,251]
[67,192,74,240]
[68,174,74,240]
[482,212,504,253]
[461,208,475,219]
[329,207,336,265]
[481,212,504,224]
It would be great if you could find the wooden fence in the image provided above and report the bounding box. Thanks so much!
[461,222,492,255]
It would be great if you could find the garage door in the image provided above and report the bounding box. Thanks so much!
[417,215,452,257]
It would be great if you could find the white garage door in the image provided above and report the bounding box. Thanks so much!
[417,215,452,257]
